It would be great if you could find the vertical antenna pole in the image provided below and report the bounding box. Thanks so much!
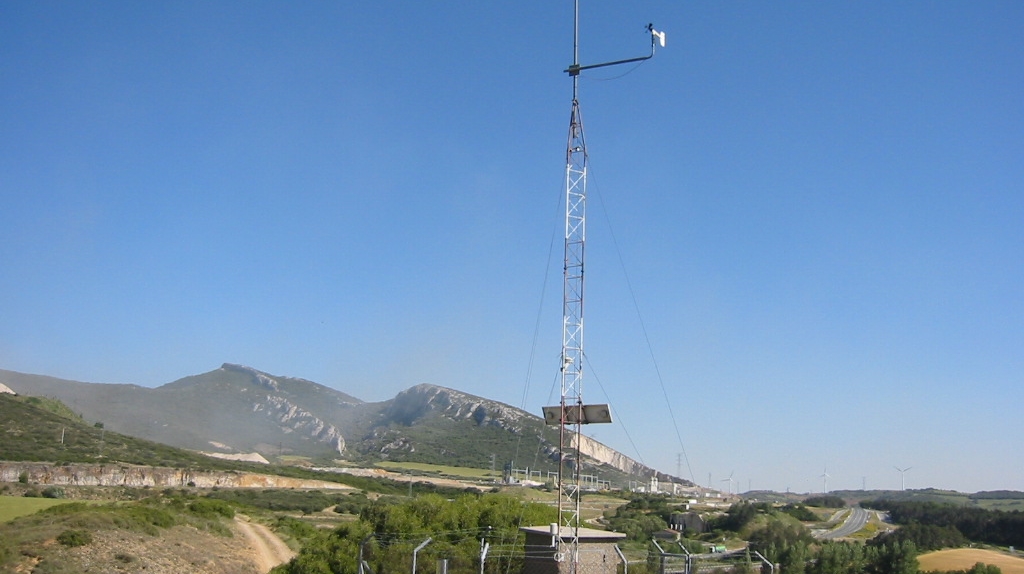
[572,0,580,101]
[556,2,585,570]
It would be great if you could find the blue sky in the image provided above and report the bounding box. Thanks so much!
[2,2,1021,494]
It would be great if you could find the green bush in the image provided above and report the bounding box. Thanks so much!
[781,504,819,521]
[57,529,93,547]
[41,487,66,499]
[40,502,89,515]
[188,498,235,519]
[276,516,321,543]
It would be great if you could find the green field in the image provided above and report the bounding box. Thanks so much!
[0,495,78,523]
[375,460,499,479]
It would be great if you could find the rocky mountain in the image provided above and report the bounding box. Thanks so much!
[0,364,688,487]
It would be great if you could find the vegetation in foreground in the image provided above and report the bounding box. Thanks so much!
[273,491,558,574]
[0,483,391,572]
[0,488,237,572]
[271,493,941,574]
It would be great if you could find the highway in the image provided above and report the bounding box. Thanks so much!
[816,506,871,539]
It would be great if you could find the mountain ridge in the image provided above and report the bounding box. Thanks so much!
[0,364,688,488]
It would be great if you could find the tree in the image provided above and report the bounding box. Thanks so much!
[870,523,965,552]
[812,541,868,574]
[749,519,813,556]
[777,540,809,574]
[711,502,759,533]
[869,540,918,574]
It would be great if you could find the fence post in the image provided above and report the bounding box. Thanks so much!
[412,537,433,574]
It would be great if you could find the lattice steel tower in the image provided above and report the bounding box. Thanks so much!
[542,3,665,571]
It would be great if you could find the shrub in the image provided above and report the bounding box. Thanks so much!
[131,506,177,529]
[188,498,235,519]
[40,502,89,515]
[57,529,93,547]
[41,487,66,499]
[781,504,818,522]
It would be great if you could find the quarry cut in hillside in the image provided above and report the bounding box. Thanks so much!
[0,462,354,490]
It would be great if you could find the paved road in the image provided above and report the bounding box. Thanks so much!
[817,507,871,539]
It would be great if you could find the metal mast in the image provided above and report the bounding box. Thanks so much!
[543,3,665,571]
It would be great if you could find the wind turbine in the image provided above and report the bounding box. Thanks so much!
[721,471,736,495]
[820,467,830,494]
[895,466,912,491]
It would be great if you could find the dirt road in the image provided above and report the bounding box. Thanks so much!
[235,515,296,573]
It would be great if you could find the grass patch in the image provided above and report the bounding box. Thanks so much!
[56,529,92,547]
[276,455,313,465]
[375,460,499,479]
[973,499,1024,512]
[0,495,79,523]
[206,487,368,515]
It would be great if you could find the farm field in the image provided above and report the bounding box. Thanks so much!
[919,549,1024,574]
[0,495,77,523]
[375,460,499,480]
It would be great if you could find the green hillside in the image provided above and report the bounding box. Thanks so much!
[0,393,251,470]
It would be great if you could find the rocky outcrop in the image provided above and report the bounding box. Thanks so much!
[386,384,533,434]
[0,462,352,489]
[252,395,346,454]
[383,383,671,481]
[572,434,651,477]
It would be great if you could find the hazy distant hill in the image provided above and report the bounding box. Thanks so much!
[0,364,686,487]
[0,364,366,459]
[0,391,251,470]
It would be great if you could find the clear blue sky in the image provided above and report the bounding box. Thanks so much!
[2,2,1021,494]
